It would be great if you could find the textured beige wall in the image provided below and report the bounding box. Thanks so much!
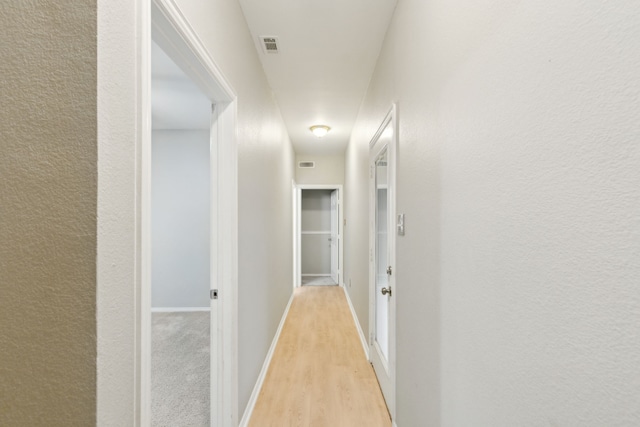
[0,2,96,425]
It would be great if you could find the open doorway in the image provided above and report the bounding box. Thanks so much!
[150,40,212,425]
[294,186,343,288]
[140,1,239,425]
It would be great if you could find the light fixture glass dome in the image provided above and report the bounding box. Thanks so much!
[310,125,330,138]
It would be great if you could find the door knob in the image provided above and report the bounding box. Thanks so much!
[381,287,392,296]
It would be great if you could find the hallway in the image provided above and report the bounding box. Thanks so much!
[249,286,391,427]
[3,0,639,425]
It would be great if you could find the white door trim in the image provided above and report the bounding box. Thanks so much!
[143,1,238,426]
[294,185,344,288]
[330,189,339,284]
[368,104,397,421]
[291,180,299,290]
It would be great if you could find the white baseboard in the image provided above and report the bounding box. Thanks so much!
[151,307,210,312]
[393,421,398,427]
[239,292,295,427]
[342,286,369,360]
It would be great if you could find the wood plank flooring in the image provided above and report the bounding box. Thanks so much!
[249,286,391,427]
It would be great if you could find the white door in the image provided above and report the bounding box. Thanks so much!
[369,108,396,418]
[330,190,339,284]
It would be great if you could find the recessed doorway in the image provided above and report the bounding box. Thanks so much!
[150,39,212,425]
[294,186,343,288]
[141,1,239,425]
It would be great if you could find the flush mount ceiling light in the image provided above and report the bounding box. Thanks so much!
[309,125,331,138]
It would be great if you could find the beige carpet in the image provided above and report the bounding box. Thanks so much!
[152,311,210,426]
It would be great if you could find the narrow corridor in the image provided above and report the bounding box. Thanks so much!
[249,286,391,426]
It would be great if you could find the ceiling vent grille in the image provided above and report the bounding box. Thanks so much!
[260,36,280,54]
[298,161,315,169]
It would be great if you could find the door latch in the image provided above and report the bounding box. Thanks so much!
[210,289,218,300]
[386,266,392,275]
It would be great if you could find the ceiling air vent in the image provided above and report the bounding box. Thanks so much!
[260,36,280,54]
[298,161,315,169]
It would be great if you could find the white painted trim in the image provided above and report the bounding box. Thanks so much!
[343,287,369,360]
[292,180,298,290]
[368,104,397,420]
[217,98,239,427]
[301,274,332,277]
[151,0,235,101]
[296,184,342,190]
[239,293,295,427]
[209,94,221,427]
[295,186,302,288]
[301,231,332,234]
[141,1,153,426]
[151,307,211,312]
[393,421,398,427]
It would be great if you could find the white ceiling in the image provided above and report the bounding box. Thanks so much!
[238,0,398,155]
[151,41,211,130]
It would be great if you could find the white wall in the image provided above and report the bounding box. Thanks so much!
[345,1,640,426]
[296,154,344,185]
[98,0,295,423]
[152,130,210,308]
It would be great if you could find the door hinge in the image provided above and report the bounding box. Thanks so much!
[387,265,392,276]
[210,289,218,300]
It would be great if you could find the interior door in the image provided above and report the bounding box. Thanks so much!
[330,190,339,284]
[369,108,396,418]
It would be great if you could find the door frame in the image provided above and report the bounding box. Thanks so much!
[292,180,299,288]
[368,104,397,420]
[142,1,238,425]
[294,185,344,288]
[330,189,339,284]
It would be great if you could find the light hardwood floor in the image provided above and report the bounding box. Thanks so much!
[249,285,391,427]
